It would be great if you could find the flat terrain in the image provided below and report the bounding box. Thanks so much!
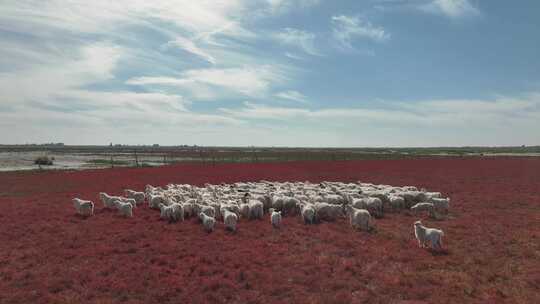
[0,158,539,303]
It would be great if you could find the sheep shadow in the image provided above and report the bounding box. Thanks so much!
[427,248,450,256]
[73,213,93,220]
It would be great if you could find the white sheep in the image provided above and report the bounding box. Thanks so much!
[410,202,435,215]
[239,203,250,219]
[116,201,133,218]
[148,193,166,210]
[222,209,238,232]
[388,195,405,210]
[314,202,343,222]
[121,197,137,208]
[159,203,184,222]
[199,212,216,233]
[248,200,264,220]
[270,208,282,228]
[413,220,444,250]
[365,197,383,218]
[430,197,450,213]
[124,189,145,205]
[345,205,372,232]
[282,197,299,216]
[299,203,315,224]
[72,198,94,217]
[197,204,216,219]
[99,192,121,209]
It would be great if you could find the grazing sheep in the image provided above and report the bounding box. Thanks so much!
[389,195,405,210]
[72,198,94,217]
[199,212,216,233]
[248,200,264,220]
[413,221,444,250]
[314,202,343,222]
[239,203,250,219]
[124,189,145,205]
[345,205,371,231]
[223,209,238,232]
[282,197,299,216]
[270,209,282,228]
[430,197,450,213]
[365,197,383,218]
[271,195,286,211]
[299,203,315,224]
[116,201,133,218]
[411,202,435,214]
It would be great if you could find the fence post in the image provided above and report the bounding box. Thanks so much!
[134,150,139,167]
[110,154,114,168]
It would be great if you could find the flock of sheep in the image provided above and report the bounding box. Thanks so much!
[72,180,448,250]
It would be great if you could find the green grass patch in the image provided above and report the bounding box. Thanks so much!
[87,159,130,166]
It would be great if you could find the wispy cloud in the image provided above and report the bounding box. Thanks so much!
[331,15,390,50]
[162,36,216,65]
[220,94,540,132]
[274,28,321,56]
[127,65,287,98]
[419,0,480,19]
[265,0,320,14]
[275,90,309,103]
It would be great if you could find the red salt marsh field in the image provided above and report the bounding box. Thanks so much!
[0,158,539,303]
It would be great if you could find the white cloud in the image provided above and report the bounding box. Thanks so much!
[162,36,216,64]
[265,0,320,14]
[275,90,309,103]
[331,15,390,50]
[420,0,480,19]
[220,94,540,136]
[127,65,287,98]
[274,28,321,56]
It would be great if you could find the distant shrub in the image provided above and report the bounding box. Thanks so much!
[34,156,53,166]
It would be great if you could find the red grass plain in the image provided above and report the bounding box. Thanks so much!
[0,158,539,303]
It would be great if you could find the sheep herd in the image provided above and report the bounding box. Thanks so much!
[72,180,449,251]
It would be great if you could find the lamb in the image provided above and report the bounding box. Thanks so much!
[413,220,444,250]
[345,205,372,232]
[299,203,315,224]
[270,208,282,228]
[124,189,145,205]
[248,200,264,220]
[99,192,121,209]
[199,212,216,233]
[115,201,133,218]
[222,209,238,232]
[72,198,94,217]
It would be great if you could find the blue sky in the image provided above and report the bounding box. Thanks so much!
[1,0,539,147]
